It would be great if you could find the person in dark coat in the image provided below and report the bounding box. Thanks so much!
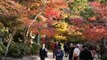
[79,45,93,60]
[68,43,75,60]
[55,47,64,60]
[63,42,69,57]
[39,44,48,60]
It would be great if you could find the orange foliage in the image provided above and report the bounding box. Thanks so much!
[47,0,68,8]
[22,18,35,27]
[0,0,23,16]
[90,2,107,17]
[83,25,107,41]
[40,28,55,37]
[88,16,97,21]
[45,8,61,18]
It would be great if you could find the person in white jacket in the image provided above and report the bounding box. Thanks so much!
[73,44,80,60]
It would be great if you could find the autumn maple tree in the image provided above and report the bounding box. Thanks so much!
[0,0,107,56]
[82,1,107,41]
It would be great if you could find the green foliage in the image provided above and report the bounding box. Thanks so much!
[0,23,10,37]
[80,7,96,18]
[88,0,106,2]
[67,35,86,43]
[31,43,40,55]
[45,42,51,50]
[0,23,4,30]
[0,22,5,36]
[102,55,107,60]
[8,43,31,58]
[0,43,6,57]
[96,0,106,2]
[0,15,23,30]
[69,0,88,14]
[7,42,40,58]
[13,30,24,43]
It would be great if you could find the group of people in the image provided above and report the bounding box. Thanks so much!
[39,41,101,60]
[39,42,63,60]
[63,42,100,60]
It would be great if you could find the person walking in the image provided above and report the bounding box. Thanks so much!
[39,44,48,60]
[73,44,80,60]
[53,41,58,58]
[63,42,69,57]
[55,47,64,60]
[89,46,98,60]
[79,45,93,60]
[68,43,75,60]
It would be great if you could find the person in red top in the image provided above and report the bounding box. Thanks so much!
[53,41,58,58]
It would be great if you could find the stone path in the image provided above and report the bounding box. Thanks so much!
[36,52,68,60]
[1,52,101,60]
[36,52,101,60]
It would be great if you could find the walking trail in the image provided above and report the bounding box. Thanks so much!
[36,52,68,60]
[36,52,101,60]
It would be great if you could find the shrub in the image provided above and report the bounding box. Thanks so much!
[102,55,107,60]
[46,42,51,50]
[7,42,41,57]
[0,43,6,57]
[31,43,40,55]
[8,43,31,58]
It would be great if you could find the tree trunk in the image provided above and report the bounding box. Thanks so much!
[23,27,33,47]
[5,31,16,56]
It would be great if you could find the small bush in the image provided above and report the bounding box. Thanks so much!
[0,43,6,57]
[8,43,31,58]
[31,43,40,55]
[46,42,51,50]
[7,42,40,58]
[102,55,107,60]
